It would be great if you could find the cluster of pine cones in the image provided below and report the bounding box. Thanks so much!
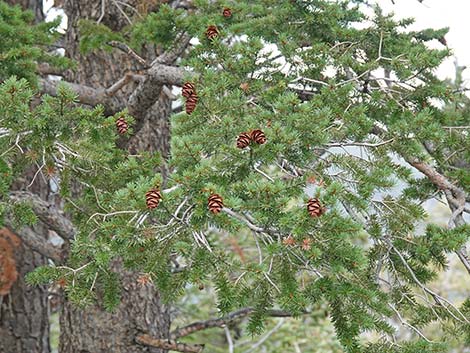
[237,129,267,148]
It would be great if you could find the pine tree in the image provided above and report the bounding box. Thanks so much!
[2,1,470,352]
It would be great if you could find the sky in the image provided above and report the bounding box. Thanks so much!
[375,0,470,85]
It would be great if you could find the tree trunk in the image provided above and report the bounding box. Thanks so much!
[0,229,51,353]
[59,1,172,352]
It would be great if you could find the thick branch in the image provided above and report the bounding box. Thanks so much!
[39,78,123,114]
[37,62,67,76]
[171,307,296,339]
[4,223,63,263]
[9,191,76,241]
[127,34,191,120]
[136,335,204,353]
[127,64,187,118]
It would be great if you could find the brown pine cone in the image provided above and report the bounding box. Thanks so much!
[182,82,196,98]
[116,116,128,134]
[146,188,162,209]
[250,129,267,144]
[208,193,224,214]
[222,8,232,18]
[205,25,219,41]
[307,198,325,218]
[236,132,251,149]
[185,94,198,115]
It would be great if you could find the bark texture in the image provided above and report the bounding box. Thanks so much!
[59,1,172,352]
[0,229,51,353]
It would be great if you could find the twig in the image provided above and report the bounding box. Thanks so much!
[224,326,234,353]
[107,41,147,66]
[106,72,144,96]
[326,138,394,148]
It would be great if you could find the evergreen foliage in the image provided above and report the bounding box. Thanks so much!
[0,1,69,85]
[2,0,470,351]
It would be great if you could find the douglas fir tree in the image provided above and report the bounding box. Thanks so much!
[1,1,470,352]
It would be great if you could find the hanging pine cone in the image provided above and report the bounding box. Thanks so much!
[182,82,196,98]
[205,25,219,41]
[236,132,251,149]
[208,193,224,214]
[250,129,267,144]
[116,116,128,134]
[222,8,232,18]
[185,94,198,115]
[146,188,162,209]
[307,198,325,218]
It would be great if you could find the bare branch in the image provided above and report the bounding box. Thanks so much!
[107,41,147,66]
[171,307,298,339]
[4,223,63,263]
[127,34,192,120]
[37,62,66,76]
[127,63,188,118]
[136,335,204,353]
[9,191,76,241]
[39,78,122,114]
[105,72,144,96]
[326,138,394,148]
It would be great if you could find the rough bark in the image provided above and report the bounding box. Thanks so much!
[58,1,172,352]
[0,229,51,353]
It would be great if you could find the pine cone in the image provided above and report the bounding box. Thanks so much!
[182,82,196,98]
[250,129,267,144]
[208,193,224,214]
[116,116,128,134]
[146,188,162,209]
[307,198,325,218]
[185,94,198,115]
[222,8,232,18]
[236,132,251,149]
[205,25,219,41]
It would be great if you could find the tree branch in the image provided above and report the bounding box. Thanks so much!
[136,335,204,353]
[127,63,187,118]
[4,223,64,263]
[127,34,192,120]
[37,62,67,76]
[107,41,147,66]
[9,191,76,242]
[171,307,297,339]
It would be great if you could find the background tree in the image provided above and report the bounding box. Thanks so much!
[2,1,470,353]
